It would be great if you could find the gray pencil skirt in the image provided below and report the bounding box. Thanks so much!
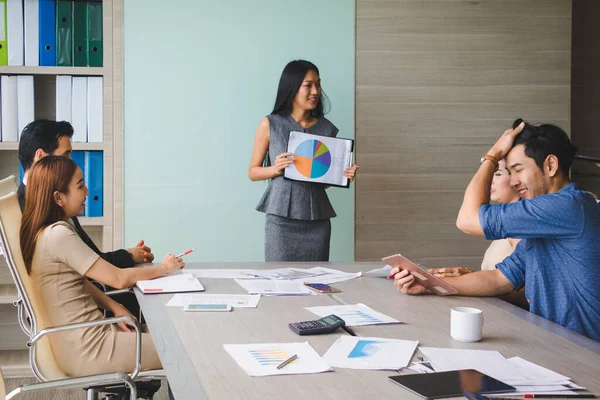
[264,214,331,262]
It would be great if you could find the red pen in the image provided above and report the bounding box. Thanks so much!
[175,248,195,258]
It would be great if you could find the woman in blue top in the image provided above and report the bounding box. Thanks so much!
[248,60,358,261]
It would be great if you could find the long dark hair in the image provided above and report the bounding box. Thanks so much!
[265,60,331,167]
[271,60,331,117]
[20,156,77,274]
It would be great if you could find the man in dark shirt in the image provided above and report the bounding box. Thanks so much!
[18,120,154,316]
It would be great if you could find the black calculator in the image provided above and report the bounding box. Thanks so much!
[289,314,346,335]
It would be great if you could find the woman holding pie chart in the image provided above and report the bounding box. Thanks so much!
[248,60,359,261]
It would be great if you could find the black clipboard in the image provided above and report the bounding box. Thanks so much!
[283,131,354,189]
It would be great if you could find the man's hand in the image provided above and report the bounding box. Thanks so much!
[110,303,137,332]
[429,267,472,278]
[393,269,432,295]
[128,240,154,264]
[596,162,600,168]
[488,121,525,160]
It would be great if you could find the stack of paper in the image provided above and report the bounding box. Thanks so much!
[323,336,418,370]
[305,303,401,326]
[166,294,261,308]
[223,342,332,377]
[136,273,205,294]
[418,347,584,395]
[234,279,315,296]
[252,267,361,284]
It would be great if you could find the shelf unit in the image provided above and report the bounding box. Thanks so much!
[0,0,124,254]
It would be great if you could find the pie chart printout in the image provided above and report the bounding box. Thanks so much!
[293,140,332,179]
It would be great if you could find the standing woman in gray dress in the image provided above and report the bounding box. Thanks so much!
[248,60,358,261]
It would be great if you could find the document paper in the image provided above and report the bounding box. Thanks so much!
[305,303,401,327]
[323,336,418,370]
[285,131,353,187]
[166,294,261,308]
[223,342,332,377]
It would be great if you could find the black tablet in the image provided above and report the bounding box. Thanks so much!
[388,369,515,399]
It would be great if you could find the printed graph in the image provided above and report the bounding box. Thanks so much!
[271,269,327,280]
[294,139,331,179]
[340,310,384,325]
[348,340,383,358]
[249,349,295,366]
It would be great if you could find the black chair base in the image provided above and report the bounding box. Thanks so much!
[84,379,162,400]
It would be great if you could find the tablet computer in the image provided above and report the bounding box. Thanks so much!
[388,369,515,399]
[382,254,459,296]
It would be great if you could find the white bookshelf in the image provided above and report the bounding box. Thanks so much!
[0,0,123,253]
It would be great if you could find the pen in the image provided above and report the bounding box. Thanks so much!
[276,354,298,370]
[175,248,195,258]
[523,395,598,399]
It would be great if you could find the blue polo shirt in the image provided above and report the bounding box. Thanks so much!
[479,183,600,341]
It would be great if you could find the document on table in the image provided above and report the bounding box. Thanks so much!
[223,342,332,377]
[365,265,393,278]
[166,294,261,308]
[323,336,418,370]
[185,269,264,279]
[419,348,571,386]
[250,267,361,284]
[305,303,401,326]
[234,279,315,296]
[135,273,205,294]
[301,267,362,284]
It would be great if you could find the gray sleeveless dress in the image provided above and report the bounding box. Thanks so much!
[256,114,338,261]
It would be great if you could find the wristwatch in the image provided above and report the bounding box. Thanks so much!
[480,154,499,169]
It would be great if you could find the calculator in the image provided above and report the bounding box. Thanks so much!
[288,314,346,335]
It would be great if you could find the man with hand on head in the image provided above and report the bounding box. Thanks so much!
[393,119,600,341]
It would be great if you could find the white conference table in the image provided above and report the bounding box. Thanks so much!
[134,262,600,400]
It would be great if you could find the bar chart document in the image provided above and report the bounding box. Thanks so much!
[223,342,332,376]
[305,303,401,327]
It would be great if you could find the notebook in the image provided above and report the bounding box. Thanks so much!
[136,273,205,294]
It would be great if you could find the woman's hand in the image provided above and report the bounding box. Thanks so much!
[344,164,359,182]
[161,254,185,274]
[274,152,294,175]
[428,267,472,278]
[110,303,137,332]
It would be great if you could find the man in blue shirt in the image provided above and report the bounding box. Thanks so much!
[392,120,600,341]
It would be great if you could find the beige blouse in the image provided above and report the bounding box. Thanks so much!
[30,222,115,371]
[481,238,518,271]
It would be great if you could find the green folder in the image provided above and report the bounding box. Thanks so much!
[0,0,7,65]
[87,1,103,67]
[56,0,73,66]
[73,0,88,67]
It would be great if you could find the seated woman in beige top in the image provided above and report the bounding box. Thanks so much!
[20,156,184,377]
[428,160,527,309]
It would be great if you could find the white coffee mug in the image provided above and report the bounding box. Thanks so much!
[451,307,484,342]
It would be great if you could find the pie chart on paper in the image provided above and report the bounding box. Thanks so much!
[293,139,331,179]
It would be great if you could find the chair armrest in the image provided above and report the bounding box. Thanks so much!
[29,316,142,380]
[105,288,133,297]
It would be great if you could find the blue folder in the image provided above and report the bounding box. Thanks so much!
[84,151,103,217]
[71,151,85,216]
[19,164,24,185]
[39,0,56,66]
